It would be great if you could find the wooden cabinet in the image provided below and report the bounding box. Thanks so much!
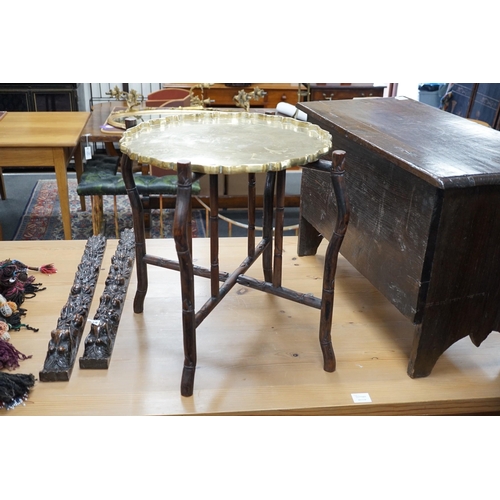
[164,83,303,108]
[305,83,386,101]
[0,84,79,111]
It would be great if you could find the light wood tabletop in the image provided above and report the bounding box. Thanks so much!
[2,237,500,416]
[0,111,90,239]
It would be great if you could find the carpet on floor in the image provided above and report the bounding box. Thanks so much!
[13,179,206,240]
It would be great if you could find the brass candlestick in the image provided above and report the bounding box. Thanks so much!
[189,83,213,107]
[106,86,144,112]
[233,87,266,111]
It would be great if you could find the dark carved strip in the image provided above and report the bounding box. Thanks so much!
[79,229,136,369]
[39,235,106,382]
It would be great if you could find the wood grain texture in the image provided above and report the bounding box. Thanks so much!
[0,112,90,148]
[0,111,90,239]
[2,238,500,416]
[297,97,500,187]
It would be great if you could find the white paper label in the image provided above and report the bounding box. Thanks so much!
[351,393,372,403]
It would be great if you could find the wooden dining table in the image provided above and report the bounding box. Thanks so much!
[0,111,90,239]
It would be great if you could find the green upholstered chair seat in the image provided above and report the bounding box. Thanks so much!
[84,156,120,173]
[76,155,202,237]
[77,171,201,196]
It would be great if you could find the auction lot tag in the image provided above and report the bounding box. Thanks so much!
[351,393,372,403]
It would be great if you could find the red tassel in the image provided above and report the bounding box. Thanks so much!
[39,263,57,274]
[27,264,57,274]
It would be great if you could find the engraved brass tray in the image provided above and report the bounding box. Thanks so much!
[119,111,332,175]
[105,106,206,131]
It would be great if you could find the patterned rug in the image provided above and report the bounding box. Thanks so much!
[13,179,206,240]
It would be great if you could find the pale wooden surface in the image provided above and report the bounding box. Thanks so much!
[0,112,90,240]
[0,112,90,148]
[2,237,500,416]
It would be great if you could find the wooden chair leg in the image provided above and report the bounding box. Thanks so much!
[0,167,6,200]
[159,194,164,238]
[91,194,104,235]
[114,195,119,239]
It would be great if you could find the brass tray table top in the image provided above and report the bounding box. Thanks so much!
[119,111,331,174]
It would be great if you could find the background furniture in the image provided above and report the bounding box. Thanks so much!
[0,83,79,111]
[0,111,90,239]
[297,97,500,379]
[0,167,5,199]
[76,155,201,237]
[163,83,304,108]
[81,101,123,157]
[145,88,190,107]
[304,83,386,101]
[442,83,500,129]
[87,83,161,108]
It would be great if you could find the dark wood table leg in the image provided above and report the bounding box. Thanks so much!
[174,161,197,397]
[318,151,349,372]
[248,173,256,257]
[273,169,286,288]
[209,174,219,299]
[122,154,148,314]
[262,171,276,282]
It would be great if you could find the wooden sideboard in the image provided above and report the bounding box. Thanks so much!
[163,83,386,108]
[305,83,386,101]
[297,97,500,380]
[163,83,303,108]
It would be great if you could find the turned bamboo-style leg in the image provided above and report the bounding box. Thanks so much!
[122,153,148,313]
[209,174,219,299]
[121,118,148,314]
[318,151,349,372]
[262,171,276,282]
[174,161,197,397]
[273,169,286,288]
[247,173,256,257]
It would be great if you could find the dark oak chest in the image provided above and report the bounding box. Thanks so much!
[297,97,500,377]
